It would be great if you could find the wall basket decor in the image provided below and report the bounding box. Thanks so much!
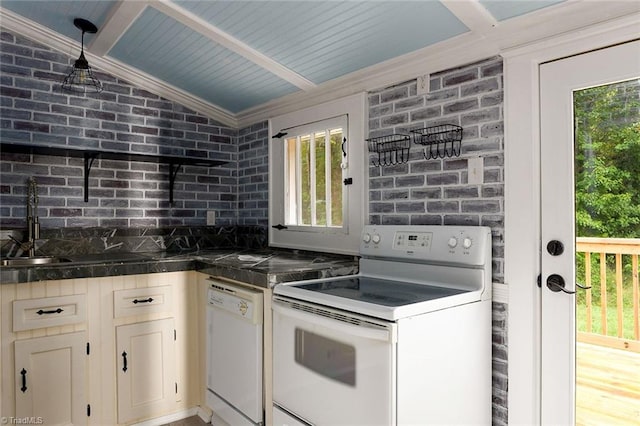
[411,124,463,159]
[366,134,411,167]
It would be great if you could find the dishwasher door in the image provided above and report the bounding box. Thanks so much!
[206,279,264,425]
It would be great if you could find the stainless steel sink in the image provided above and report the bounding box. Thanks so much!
[0,256,72,267]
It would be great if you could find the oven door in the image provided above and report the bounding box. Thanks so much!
[272,296,397,425]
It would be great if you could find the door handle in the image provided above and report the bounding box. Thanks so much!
[547,274,574,294]
[36,308,64,315]
[20,368,27,393]
[122,351,128,372]
[545,274,592,294]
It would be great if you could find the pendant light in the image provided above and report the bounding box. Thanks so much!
[62,18,103,94]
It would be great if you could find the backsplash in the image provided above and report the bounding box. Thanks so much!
[1,225,267,258]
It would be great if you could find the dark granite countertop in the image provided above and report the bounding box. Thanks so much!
[0,248,359,288]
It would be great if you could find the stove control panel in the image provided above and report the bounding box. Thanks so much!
[360,225,491,266]
[393,231,432,251]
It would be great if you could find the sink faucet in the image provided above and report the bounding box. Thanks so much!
[10,177,40,257]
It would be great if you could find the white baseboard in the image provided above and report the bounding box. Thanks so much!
[197,406,213,424]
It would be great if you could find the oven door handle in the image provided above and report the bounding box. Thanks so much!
[273,300,395,343]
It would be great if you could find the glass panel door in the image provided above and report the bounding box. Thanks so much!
[540,40,640,425]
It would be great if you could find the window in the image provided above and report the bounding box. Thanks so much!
[284,116,346,229]
[269,93,366,254]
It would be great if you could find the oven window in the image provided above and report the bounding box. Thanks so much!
[295,328,356,386]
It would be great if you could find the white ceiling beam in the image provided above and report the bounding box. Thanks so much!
[89,0,149,56]
[152,0,316,91]
[441,0,498,36]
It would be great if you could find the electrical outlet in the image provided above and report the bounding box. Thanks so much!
[468,157,484,184]
[417,74,430,95]
[206,211,216,226]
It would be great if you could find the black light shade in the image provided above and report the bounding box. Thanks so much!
[62,18,103,94]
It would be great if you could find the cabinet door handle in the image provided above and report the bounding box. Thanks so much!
[20,368,27,393]
[122,351,128,372]
[36,308,64,315]
[132,298,153,304]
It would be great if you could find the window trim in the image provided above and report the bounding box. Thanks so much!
[269,93,367,255]
[282,115,347,232]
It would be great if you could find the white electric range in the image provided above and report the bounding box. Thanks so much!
[272,225,493,425]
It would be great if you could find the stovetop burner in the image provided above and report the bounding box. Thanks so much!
[295,276,467,307]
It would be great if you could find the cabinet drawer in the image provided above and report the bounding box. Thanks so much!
[13,295,87,332]
[113,286,172,318]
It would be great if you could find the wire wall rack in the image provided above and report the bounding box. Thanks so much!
[410,124,463,160]
[366,134,411,167]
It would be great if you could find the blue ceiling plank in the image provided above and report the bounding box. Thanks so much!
[108,7,298,113]
[173,0,469,84]
[2,0,116,41]
[479,0,566,21]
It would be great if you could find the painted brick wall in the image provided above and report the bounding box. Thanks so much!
[367,56,507,425]
[0,30,238,228]
[237,121,269,226]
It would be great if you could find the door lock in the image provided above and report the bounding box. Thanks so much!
[547,240,564,256]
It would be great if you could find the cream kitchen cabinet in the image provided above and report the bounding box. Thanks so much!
[15,331,88,425]
[116,318,176,424]
[1,271,200,425]
[0,281,90,425]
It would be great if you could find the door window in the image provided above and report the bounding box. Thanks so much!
[573,78,640,425]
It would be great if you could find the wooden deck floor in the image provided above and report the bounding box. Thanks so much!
[577,342,640,425]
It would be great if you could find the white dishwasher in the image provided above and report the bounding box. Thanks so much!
[206,278,264,426]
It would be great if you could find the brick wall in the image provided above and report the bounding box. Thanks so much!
[367,56,507,425]
[237,121,269,226]
[1,30,238,228]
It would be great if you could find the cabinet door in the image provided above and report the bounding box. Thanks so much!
[116,318,176,423]
[14,331,87,425]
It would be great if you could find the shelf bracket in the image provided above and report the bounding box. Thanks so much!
[169,163,183,205]
[83,153,98,202]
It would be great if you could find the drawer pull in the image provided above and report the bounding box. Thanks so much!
[20,368,27,393]
[132,297,153,304]
[122,351,128,372]
[36,308,64,315]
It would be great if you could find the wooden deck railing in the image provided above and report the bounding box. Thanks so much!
[576,237,640,352]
